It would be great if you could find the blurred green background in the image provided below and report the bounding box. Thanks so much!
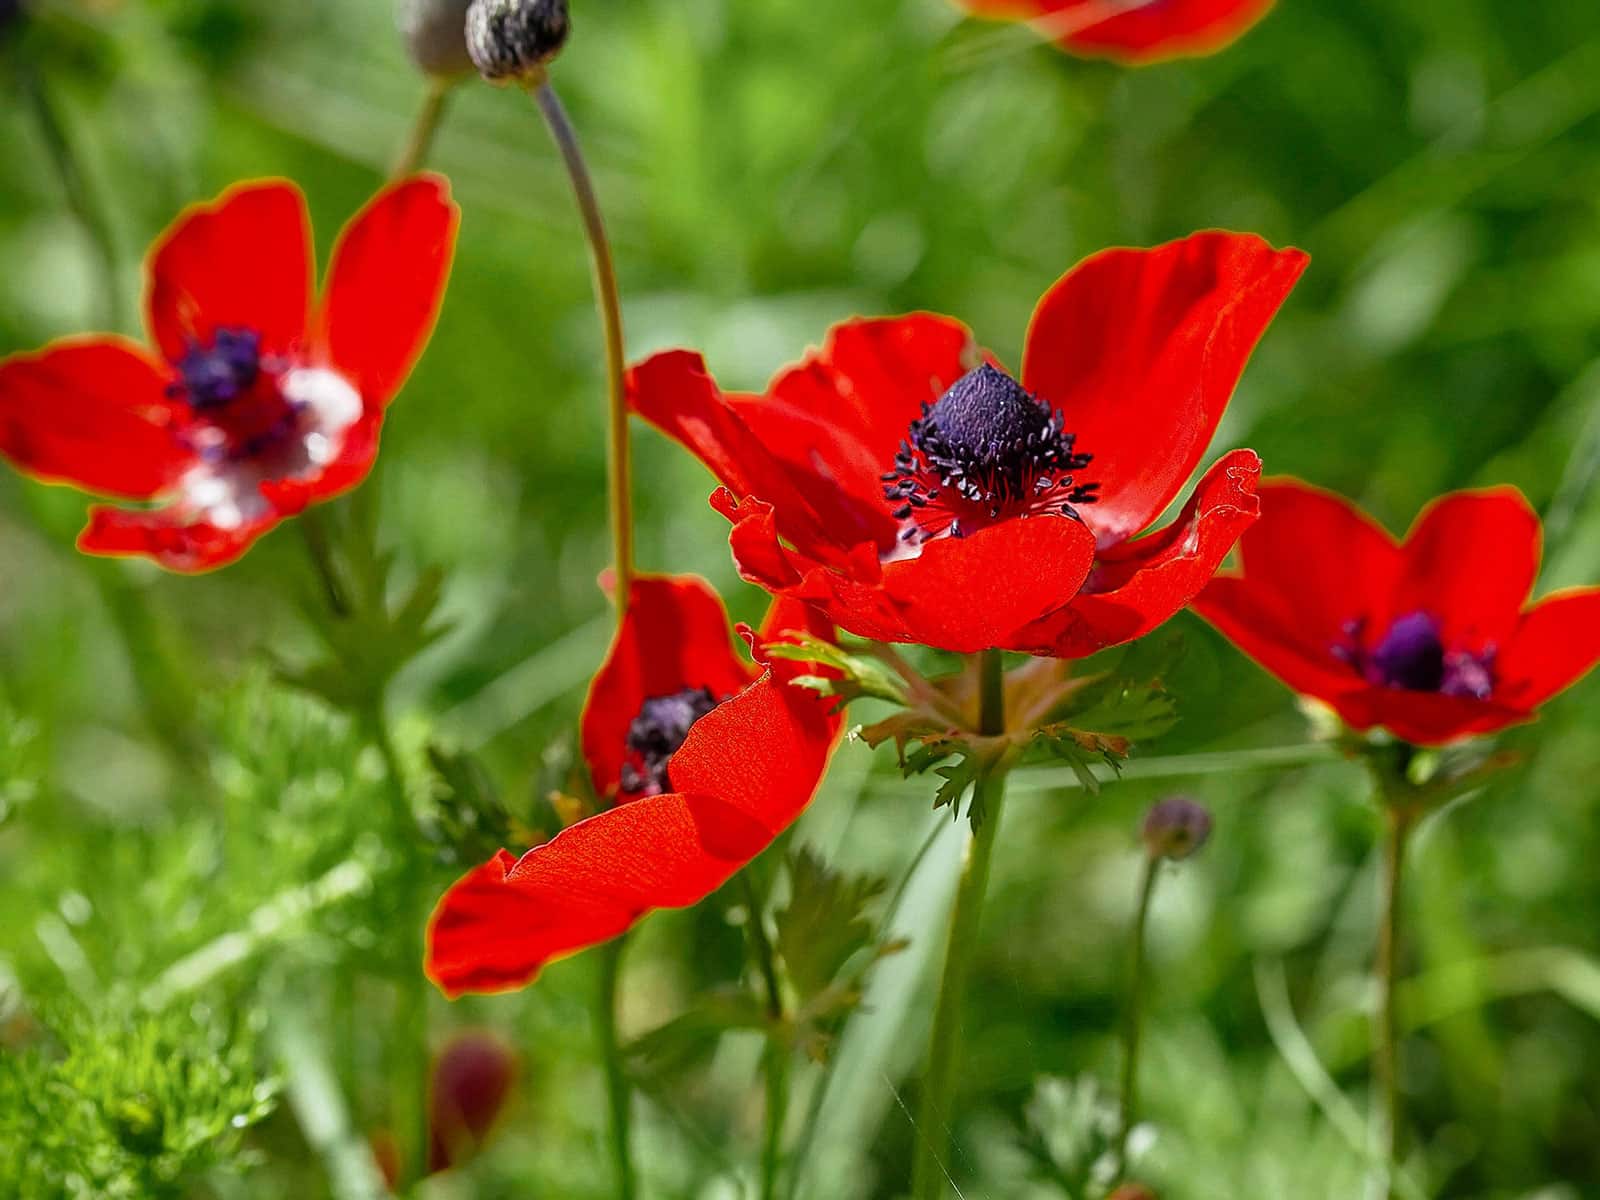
[4,0,1600,1196]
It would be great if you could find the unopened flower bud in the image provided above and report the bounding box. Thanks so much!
[1141,795,1212,861]
[465,0,569,84]
[398,0,475,78]
[428,1030,517,1173]
[1107,1186,1158,1200]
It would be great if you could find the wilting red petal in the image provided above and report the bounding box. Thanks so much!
[0,337,191,499]
[1392,488,1539,650]
[146,180,312,363]
[78,504,273,574]
[1499,587,1600,711]
[1020,449,1261,657]
[311,175,459,407]
[427,672,835,997]
[958,0,1274,65]
[1021,232,1306,546]
[581,575,759,802]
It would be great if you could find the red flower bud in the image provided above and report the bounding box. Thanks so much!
[428,1030,518,1173]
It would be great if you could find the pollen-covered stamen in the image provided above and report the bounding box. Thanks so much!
[882,362,1098,545]
[171,328,264,410]
[618,686,722,798]
[1332,611,1496,699]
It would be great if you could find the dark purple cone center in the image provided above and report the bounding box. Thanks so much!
[172,327,264,410]
[882,363,1098,543]
[1334,610,1496,700]
[619,685,722,797]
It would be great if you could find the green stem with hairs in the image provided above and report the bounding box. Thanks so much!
[741,874,789,1200]
[910,649,1008,1200]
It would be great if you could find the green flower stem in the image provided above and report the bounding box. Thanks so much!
[391,75,455,179]
[526,72,639,1197]
[910,648,1008,1200]
[596,936,638,1200]
[1115,854,1161,1177]
[1374,803,1414,1199]
[528,74,635,613]
[740,873,789,1200]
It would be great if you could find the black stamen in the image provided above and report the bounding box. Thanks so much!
[618,685,722,797]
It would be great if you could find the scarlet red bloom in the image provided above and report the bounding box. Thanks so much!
[426,575,838,997]
[628,232,1306,657]
[0,176,459,572]
[1193,480,1600,746]
[955,0,1274,64]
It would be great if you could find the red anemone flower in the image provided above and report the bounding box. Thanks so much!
[1193,480,1600,746]
[426,575,839,997]
[627,231,1306,658]
[0,175,459,572]
[955,0,1274,65]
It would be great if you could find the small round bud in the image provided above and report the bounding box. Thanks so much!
[465,0,569,83]
[398,0,475,78]
[429,1030,517,1172]
[1107,1187,1158,1200]
[1141,795,1212,861]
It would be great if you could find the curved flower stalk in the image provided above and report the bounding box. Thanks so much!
[0,176,459,571]
[629,231,1306,658]
[955,0,1275,65]
[426,574,841,997]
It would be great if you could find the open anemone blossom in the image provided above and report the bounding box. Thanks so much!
[1193,480,1600,747]
[426,575,839,997]
[627,231,1306,658]
[0,175,458,572]
[954,0,1274,65]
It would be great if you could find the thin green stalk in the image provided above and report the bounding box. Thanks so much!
[910,649,1008,1200]
[741,874,789,1200]
[391,76,455,179]
[528,76,634,611]
[1374,805,1413,1199]
[1115,856,1161,1177]
[527,72,640,1197]
[597,937,637,1200]
[299,512,352,618]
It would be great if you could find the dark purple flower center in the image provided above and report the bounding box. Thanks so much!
[882,363,1097,544]
[171,327,264,411]
[1333,611,1496,700]
[619,686,722,797]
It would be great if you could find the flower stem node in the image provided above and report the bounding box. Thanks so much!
[465,0,570,84]
[399,0,476,78]
[1141,795,1212,861]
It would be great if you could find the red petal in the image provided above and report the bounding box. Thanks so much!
[958,0,1273,63]
[0,337,191,499]
[1499,588,1600,711]
[1393,487,1539,650]
[581,574,759,802]
[1019,449,1261,658]
[1336,688,1529,747]
[1231,477,1402,662]
[629,351,844,559]
[761,314,976,478]
[78,503,275,573]
[426,672,835,997]
[879,514,1099,653]
[146,180,312,363]
[311,175,460,407]
[257,410,385,516]
[1022,232,1306,545]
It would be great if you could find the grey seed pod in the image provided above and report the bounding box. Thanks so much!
[465,0,570,84]
[398,0,475,78]
[1140,795,1213,862]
